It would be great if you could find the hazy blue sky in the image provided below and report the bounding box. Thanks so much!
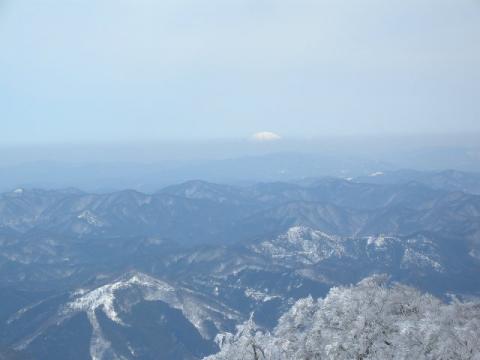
[1,0,479,145]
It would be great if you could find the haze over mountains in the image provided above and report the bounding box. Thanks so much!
[1,168,480,359]
[1,142,480,193]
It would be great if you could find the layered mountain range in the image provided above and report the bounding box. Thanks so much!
[0,170,479,359]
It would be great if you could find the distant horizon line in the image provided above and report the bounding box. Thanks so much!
[1,130,479,147]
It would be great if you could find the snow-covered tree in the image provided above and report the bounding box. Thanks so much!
[205,275,480,360]
[209,314,271,360]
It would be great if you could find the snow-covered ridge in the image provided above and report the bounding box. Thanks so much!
[62,273,179,359]
[64,272,241,337]
[253,226,444,272]
[65,273,176,324]
[252,226,345,264]
[11,272,242,360]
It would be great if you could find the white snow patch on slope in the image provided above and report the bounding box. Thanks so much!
[244,288,280,303]
[77,210,105,227]
[367,235,389,247]
[401,248,443,272]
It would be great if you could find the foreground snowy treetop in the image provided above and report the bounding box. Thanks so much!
[205,275,480,360]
